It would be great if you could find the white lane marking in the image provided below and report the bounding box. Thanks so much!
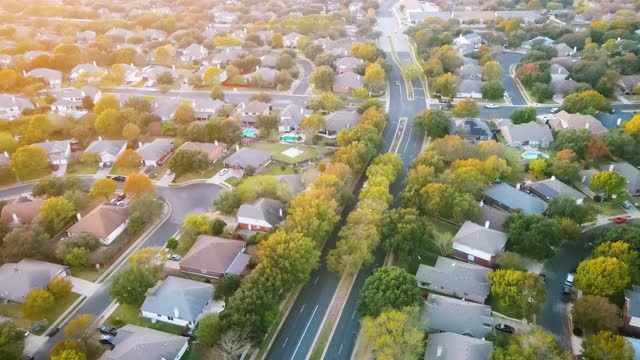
[290,304,319,359]
[283,337,289,348]
[338,344,344,355]
[403,125,414,153]
[351,310,357,319]
[300,304,306,313]
[314,276,319,285]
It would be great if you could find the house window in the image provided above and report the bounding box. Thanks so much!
[464,292,468,296]
[157,313,162,317]
[168,316,173,321]
[420,282,430,287]
[467,254,475,262]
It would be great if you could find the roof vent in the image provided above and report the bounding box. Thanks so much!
[436,346,443,357]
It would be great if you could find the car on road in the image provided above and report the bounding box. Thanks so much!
[562,273,574,302]
[166,169,172,175]
[98,325,118,336]
[218,168,229,176]
[116,194,126,201]
[550,107,560,113]
[48,327,60,337]
[115,200,125,207]
[167,254,181,261]
[621,200,633,209]
[395,80,400,85]
[614,217,628,224]
[494,324,515,334]
[484,104,500,109]
[111,176,126,182]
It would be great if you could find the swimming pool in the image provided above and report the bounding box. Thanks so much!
[522,151,550,160]
[243,129,257,137]
[281,134,304,142]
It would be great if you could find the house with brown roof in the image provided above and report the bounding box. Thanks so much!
[176,141,228,163]
[66,205,129,246]
[333,71,364,94]
[0,196,44,227]
[233,100,271,127]
[548,111,607,135]
[179,235,250,278]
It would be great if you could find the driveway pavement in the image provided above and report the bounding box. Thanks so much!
[156,173,175,186]
[52,164,67,177]
[207,169,242,188]
[69,276,100,297]
[24,334,47,356]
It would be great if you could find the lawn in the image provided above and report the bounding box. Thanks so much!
[71,266,106,282]
[487,294,534,322]
[66,162,98,176]
[259,162,297,176]
[175,163,223,183]
[106,303,185,335]
[249,142,330,164]
[584,198,625,216]
[426,217,459,242]
[110,164,140,176]
[0,293,81,334]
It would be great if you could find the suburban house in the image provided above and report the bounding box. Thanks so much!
[140,276,215,328]
[0,259,69,303]
[179,235,250,278]
[619,75,640,95]
[0,196,44,226]
[550,64,570,83]
[233,100,271,128]
[142,28,168,41]
[333,71,364,94]
[76,30,96,42]
[0,94,34,120]
[237,198,285,233]
[450,118,491,143]
[548,111,607,135]
[32,140,71,165]
[113,64,143,83]
[105,27,135,41]
[142,65,177,86]
[279,104,308,133]
[26,68,62,88]
[624,285,640,335]
[151,97,181,122]
[243,67,279,87]
[323,110,361,137]
[455,58,481,80]
[284,32,302,47]
[554,43,576,57]
[577,169,602,199]
[137,138,174,167]
[600,162,640,196]
[193,98,225,121]
[416,257,492,303]
[180,44,208,62]
[50,86,102,115]
[451,221,508,268]
[527,177,585,204]
[453,32,483,47]
[522,36,555,49]
[66,205,129,246]
[483,183,548,214]
[98,324,188,360]
[84,140,127,164]
[455,79,483,99]
[424,332,493,360]
[277,174,306,196]
[223,147,271,170]
[498,120,554,148]
[176,141,227,163]
[70,62,107,82]
[420,294,493,339]
[335,56,363,74]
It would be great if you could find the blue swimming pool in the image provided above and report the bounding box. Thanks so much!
[243,129,257,137]
[281,134,304,142]
[522,151,550,160]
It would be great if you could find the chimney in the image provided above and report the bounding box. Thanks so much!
[551,175,556,181]
[11,213,19,224]
[617,118,622,126]
[484,221,490,229]
[76,213,82,221]
[22,70,26,76]
[279,208,283,217]
[516,183,521,190]
[138,142,143,148]
[609,164,615,171]
[235,144,239,152]
[173,307,180,318]
[98,136,103,141]
[3,151,7,157]
[436,346,443,357]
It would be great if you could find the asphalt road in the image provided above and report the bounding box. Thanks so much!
[494,52,527,106]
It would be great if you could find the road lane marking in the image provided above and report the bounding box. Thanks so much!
[300,304,306,313]
[290,304,319,359]
[283,337,288,348]
[314,276,319,285]
[339,344,343,355]
[403,125,413,153]
[351,310,357,319]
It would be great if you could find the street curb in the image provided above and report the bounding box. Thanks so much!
[258,286,303,360]
[39,294,86,340]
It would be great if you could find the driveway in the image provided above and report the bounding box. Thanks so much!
[52,164,67,177]
[24,334,47,356]
[95,167,112,178]
[207,169,243,188]
[156,173,175,186]
[69,276,100,297]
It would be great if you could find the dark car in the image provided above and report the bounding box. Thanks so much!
[112,176,126,182]
[48,327,60,337]
[99,335,115,346]
[99,325,118,336]
[116,194,126,201]
[494,324,515,334]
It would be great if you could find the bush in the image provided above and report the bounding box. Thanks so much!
[166,237,179,250]
[211,219,226,236]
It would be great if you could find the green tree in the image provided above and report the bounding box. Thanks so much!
[23,114,52,144]
[2,225,51,260]
[64,247,89,268]
[271,33,284,48]
[575,257,631,296]
[481,80,505,100]
[213,190,242,214]
[572,296,622,335]
[379,208,434,257]
[40,196,76,234]
[210,85,225,101]
[546,196,595,224]
[11,145,49,179]
[317,92,345,112]
[357,266,422,317]
[21,288,54,321]
[32,176,82,197]
[590,171,628,198]
[528,158,547,178]
[309,66,335,91]
[488,269,546,319]
[431,72,460,98]
[168,149,210,177]
[89,178,117,201]
[362,307,425,360]
[413,109,450,138]
[452,99,479,117]
[94,94,120,115]
[551,151,581,183]
[562,90,611,115]
[196,313,222,347]
[109,265,156,305]
[581,331,634,360]
[0,321,25,359]
[173,103,195,125]
[166,237,178,250]
[481,60,504,81]
[531,82,554,102]
[509,107,537,124]
[504,213,563,260]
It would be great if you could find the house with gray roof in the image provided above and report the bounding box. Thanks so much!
[137,138,174,167]
[140,276,215,328]
[151,97,181,122]
[284,32,302,48]
[279,104,309,133]
[335,56,363,74]
[549,111,607,135]
[420,294,493,339]
[601,162,640,196]
[416,257,492,303]
[244,67,279,87]
[70,62,107,82]
[76,30,96,42]
[23,50,51,62]
[424,332,493,360]
[550,64,569,83]
[142,28,167,41]
[105,28,135,41]
[210,48,246,66]
[522,36,555,49]
[277,174,306,195]
[527,177,585,204]
[456,79,483,99]
[554,43,575,57]
[84,139,127,164]
[237,198,284,234]
[26,68,62,88]
[0,94,34,120]
[624,285,640,335]
[32,140,71,165]
[223,147,271,170]
[180,44,208,62]
[499,121,553,148]
[577,169,601,199]
[323,111,361,137]
[193,98,225,121]
[450,118,491,143]
[452,221,508,268]
[483,183,548,215]
[453,32,483,47]
[233,100,271,127]
[99,324,188,360]
[180,236,249,278]
[455,58,481,80]
[333,71,364,94]
[619,75,640,95]
[553,79,578,97]
[0,259,69,303]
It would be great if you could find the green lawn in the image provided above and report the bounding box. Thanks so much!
[260,163,297,175]
[584,198,625,216]
[487,294,533,322]
[175,163,223,183]
[106,303,185,335]
[66,162,98,175]
[71,266,106,282]
[249,143,330,164]
[0,293,81,334]
[426,217,459,242]
[110,164,140,176]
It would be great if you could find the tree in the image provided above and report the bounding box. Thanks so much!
[481,80,505,100]
[510,107,537,124]
[492,329,570,360]
[128,247,166,278]
[572,296,622,335]
[11,145,48,179]
[271,33,283,48]
[299,113,325,140]
[0,321,25,359]
[22,288,54,321]
[196,313,222,347]
[115,149,142,168]
[64,314,94,346]
[173,103,195,125]
[309,66,335,91]
[546,196,595,224]
[431,72,460,98]
[23,114,52,144]
[551,152,581,183]
[531,82,554,102]
[528,158,547,178]
[168,149,210,177]
[94,108,124,136]
[574,257,631,297]
[590,171,628,198]
[364,63,386,94]
[123,173,155,195]
[582,331,634,360]
[213,190,242,214]
[562,90,611,115]
[413,109,449,138]
[351,42,379,62]
[257,114,279,138]
[40,196,76,234]
[0,131,17,154]
[203,66,222,85]
[2,225,51,260]
[122,123,140,144]
[90,178,117,201]
[362,307,424,360]
[423,58,444,78]
[489,269,546,319]
[64,247,89,268]
[379,208,434,257]
[504,213,563,260]
[109,265,156,305]
[94,94,119,115]
[48,276,72,299]
[495,251,526,271]
[358,266,422,317]
[481,60,503,81]
[210,85,225,101]
[51,349,87,360]
[452,99,479,117]
[593,241,640,282]
[285,188,340,245]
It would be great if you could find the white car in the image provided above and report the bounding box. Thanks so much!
[484,104,499,109]
[167,254,181,261]
[550,107,560,113]
[166,169,172,175]
[218,168,229,176]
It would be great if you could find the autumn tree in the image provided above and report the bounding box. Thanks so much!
[11,145,49,179]
[203,66,222,85]
[122,123,140,144]
[593,241,640,282]
[590,171,628,199]
[299,113,325,141]
[123,173,155,196]
[210,85,225,100]
[48,277,72,299]
[581,331,634,360]
[562,90,611,115]
[452,99,479,117]
[173,103,195,125]
[489,269,546,319]
[351,42,379,62]
[51,349,87,360]
[23,114,52,144]
[89,178,117,201]
[285,187,340,245]
[357,266,422,317]
[115,149,142,168]
[271,33,283,48]
[431,72,460,98]
[309,66,335,91]
[128,247,166,278]
[413,109,449,138]
[362,307,425,360]
[481,60,504,81]
[22,288,54,321]
[528,158,548,178]
[109,265,156,305]
[0,321,25,359]
[94,94,120,115]
[0,131,17,154]
[492,329,569,360]
[572,296,622,335]
[40,196,76,234]
[364,63,386,94]
[64,314,94,347]
[94,108,124,136]
[574,257,631,297]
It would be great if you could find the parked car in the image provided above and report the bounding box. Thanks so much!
[99,335,115,346]
[621,200,633,209]
[116,194,126,201]
[218,168,229,176]
[98,325,118,336]
[115,200,125,207]
[166,169,172,175]
[550,107,560,113]
[112,176,126,182]
[105,161,113,168]
[484,103,500,109]
[17,328,29,337]
[614,217,628,224]
[395,80,400,85]
[167,254,181,261]
[48,327,60,337]
[98,163,105,170]
[494,324,515,334]
[562,273,574,302]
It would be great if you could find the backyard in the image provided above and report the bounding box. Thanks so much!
[106,303,185,335]
[249,142,331,164]
[259,162,297,176]
[0,293,81,334]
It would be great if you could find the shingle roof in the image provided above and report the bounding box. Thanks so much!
[424,332,493,360]
[0,197,44,225]
[528,178,584,201]
[549,111,606,135]
[223,147,271,168]
[85,140,126,159]
[180,235,247,275]
[140,276,213,323]
[137,138,173,161]
[625,285,640,319]
[452,221,508,257]
[421,294,493,338]
[32,140,70,157]
[0,259,67,303]
[334,71,364,89]
[601,162,640,193]
[325,111,361,132]
[238,198,284,226]
[279,104,306,128]
[66,205,128,239]
[499,122,553,145]
[483,183,548,214]
[99,324,188,360]
[416,257,492,302]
